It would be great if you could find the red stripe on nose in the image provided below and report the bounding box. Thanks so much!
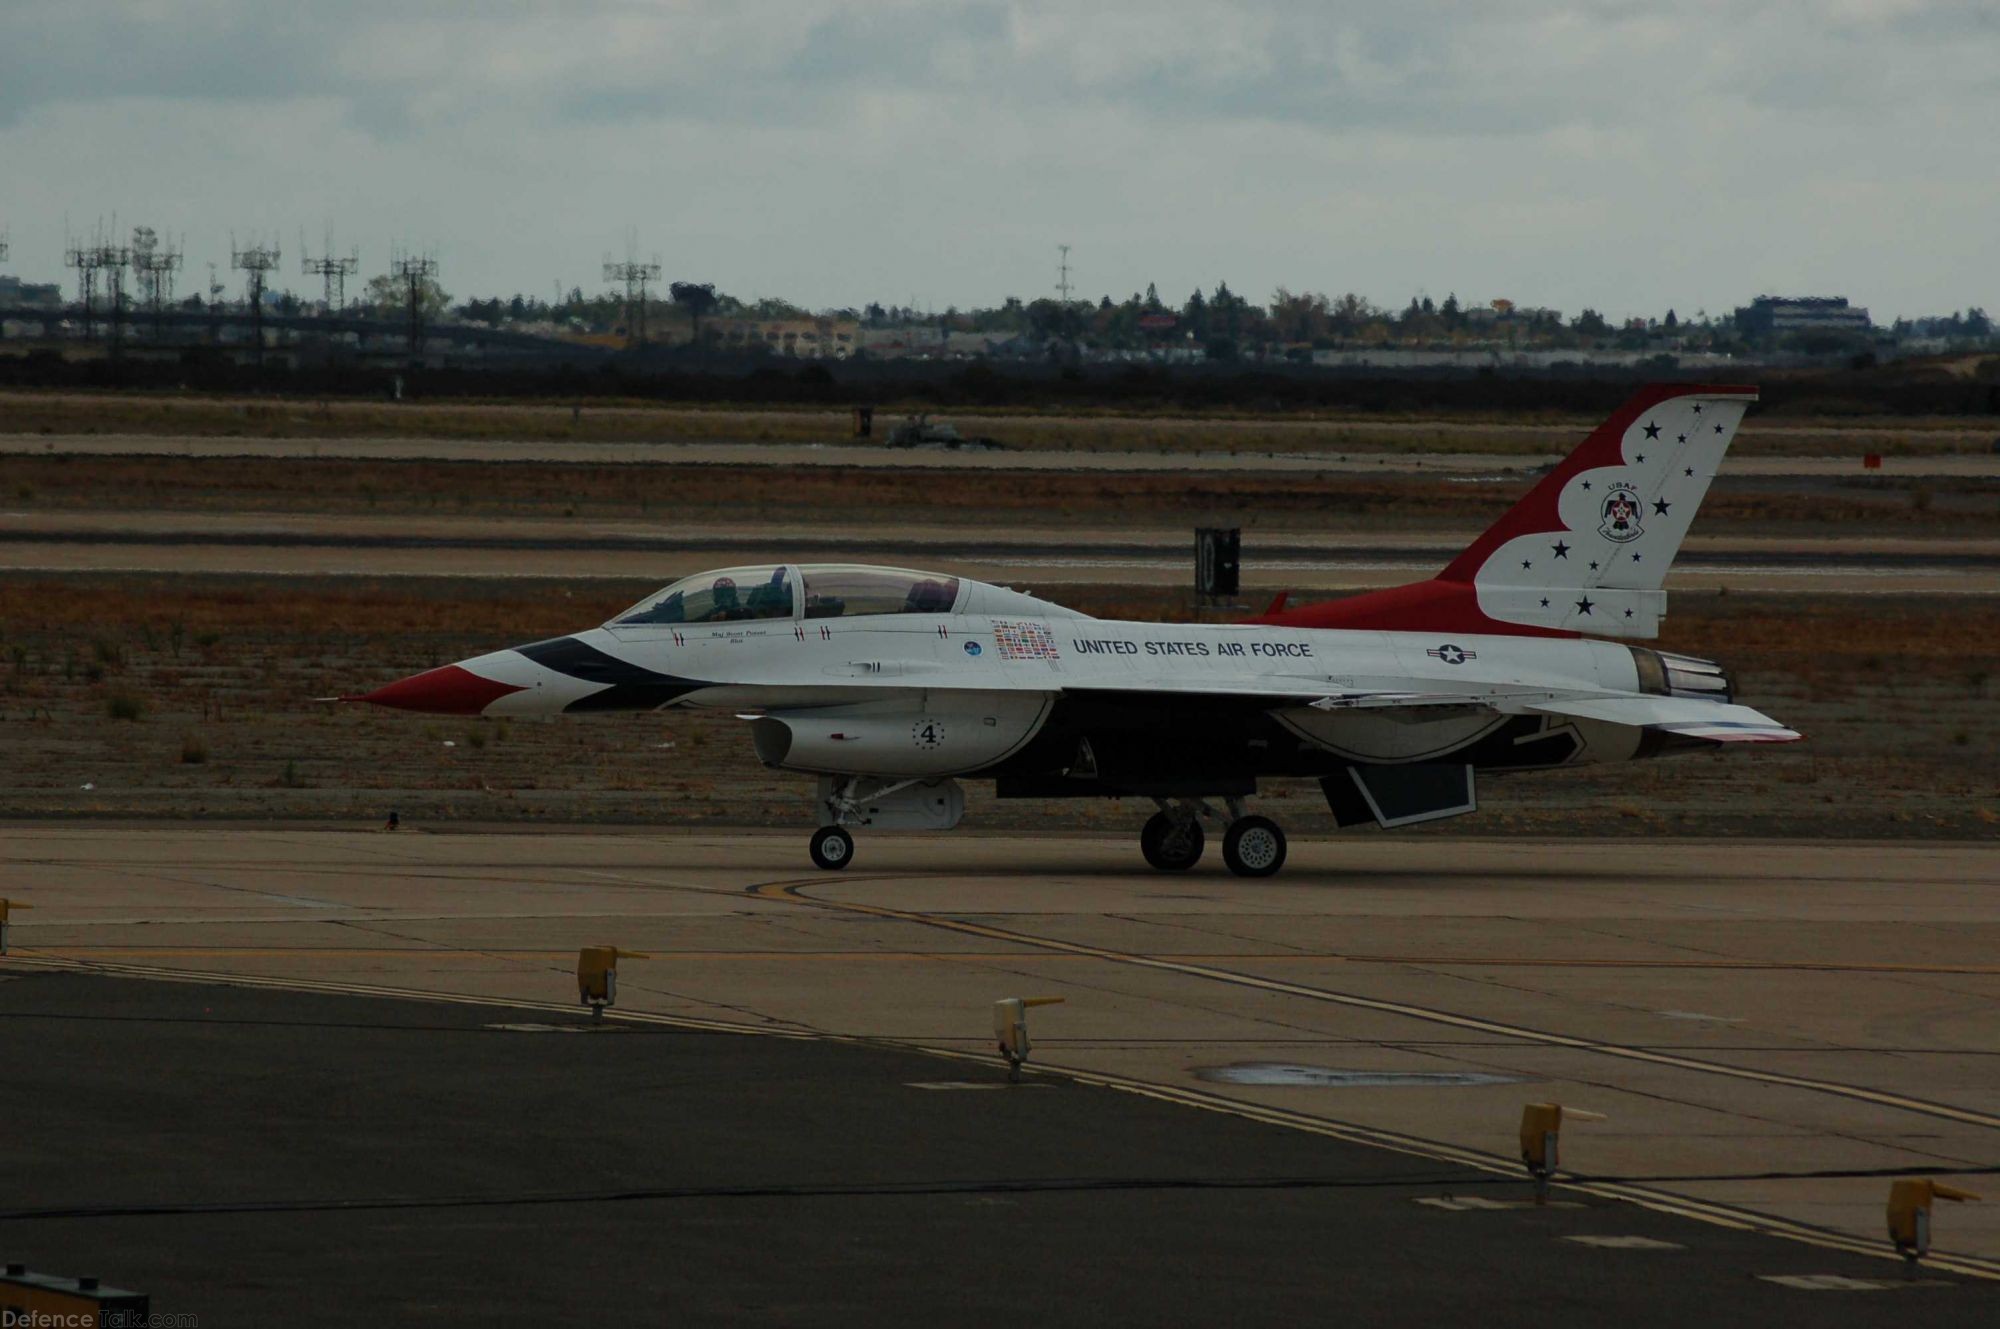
[346,665,526,715]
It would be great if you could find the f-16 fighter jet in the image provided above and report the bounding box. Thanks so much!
[351,384,1796,876]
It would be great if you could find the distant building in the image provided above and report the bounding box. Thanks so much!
[1311,348,1734,371]
[1735,295,1872,339]
[709,317,858,358]
[854,324,944,357]
[0,275,63,309]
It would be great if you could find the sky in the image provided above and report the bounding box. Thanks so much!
[2,0,1996,322]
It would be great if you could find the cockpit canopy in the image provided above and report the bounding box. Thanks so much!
[611,564,963,626]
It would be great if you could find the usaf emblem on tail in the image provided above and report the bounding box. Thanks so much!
[1599,483,1645,543]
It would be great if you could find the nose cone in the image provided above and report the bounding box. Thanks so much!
[347,664,527,715]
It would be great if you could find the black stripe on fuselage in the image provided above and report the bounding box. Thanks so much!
[514,636,707,712]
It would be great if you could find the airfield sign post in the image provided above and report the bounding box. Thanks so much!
[1195,527,1241,605]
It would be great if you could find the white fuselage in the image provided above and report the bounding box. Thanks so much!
[461,604,1651,778]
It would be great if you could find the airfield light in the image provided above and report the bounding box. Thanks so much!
[993,996,1066,1082]
[1518,1102,1606,1205]
[0,1265,148,1321]
[0,897,28,953]
[577,945,651,1018]
[1887,1178,1980,1276]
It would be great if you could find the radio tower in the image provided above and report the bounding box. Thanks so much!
[205,262,225,344]
[65,231,105,342]
[131,226,183,342]
[1055,243,1077,344]
[302,231,359,315]
[231,234,283,366]
[98,234,132,357]
[391,246,439,360]
[65,224,131,351]
[603,245,662,349]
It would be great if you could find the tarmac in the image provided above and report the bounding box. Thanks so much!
[4,825,1999,1319]
[2,969,1986,1326]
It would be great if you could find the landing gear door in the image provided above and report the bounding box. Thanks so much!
[1322,764,1477,829]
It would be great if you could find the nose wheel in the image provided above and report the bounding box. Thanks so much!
[1221,815,1287,878]
[809,825,854,870]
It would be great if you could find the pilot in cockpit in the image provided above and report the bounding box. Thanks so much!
[703,577,744,622]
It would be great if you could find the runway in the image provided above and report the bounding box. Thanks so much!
[4,509,1994,591]
[6,826,1998,1285]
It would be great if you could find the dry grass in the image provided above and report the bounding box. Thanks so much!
[0,574,1994,836]
[1,388,1990,456]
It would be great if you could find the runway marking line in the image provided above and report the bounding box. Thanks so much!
[5,948,1997,1282]
[749,877,2000,1135]
[21,945,2000,975]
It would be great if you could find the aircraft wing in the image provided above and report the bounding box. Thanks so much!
[1060,678,1494,709]
[1061,681,1799,742]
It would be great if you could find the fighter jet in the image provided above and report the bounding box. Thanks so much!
[351,383,1796,876]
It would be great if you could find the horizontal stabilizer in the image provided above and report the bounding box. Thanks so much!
[1522,695,1801,743]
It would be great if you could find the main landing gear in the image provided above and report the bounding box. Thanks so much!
[1140,811,1205,871]
[1141,798,1288,878]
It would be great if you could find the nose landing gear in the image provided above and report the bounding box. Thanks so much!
[809,824,854,870]
[1141,798,1288,877]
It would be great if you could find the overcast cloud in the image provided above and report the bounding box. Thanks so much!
[2,1,1995,319]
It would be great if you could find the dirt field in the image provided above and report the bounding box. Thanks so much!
[3,388,1995,456]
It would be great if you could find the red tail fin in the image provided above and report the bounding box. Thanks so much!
[1252,383,1757,638]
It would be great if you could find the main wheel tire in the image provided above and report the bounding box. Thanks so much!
[1222,816,1287,878]
[809,825,854,870]
[1140,812,1206,871]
